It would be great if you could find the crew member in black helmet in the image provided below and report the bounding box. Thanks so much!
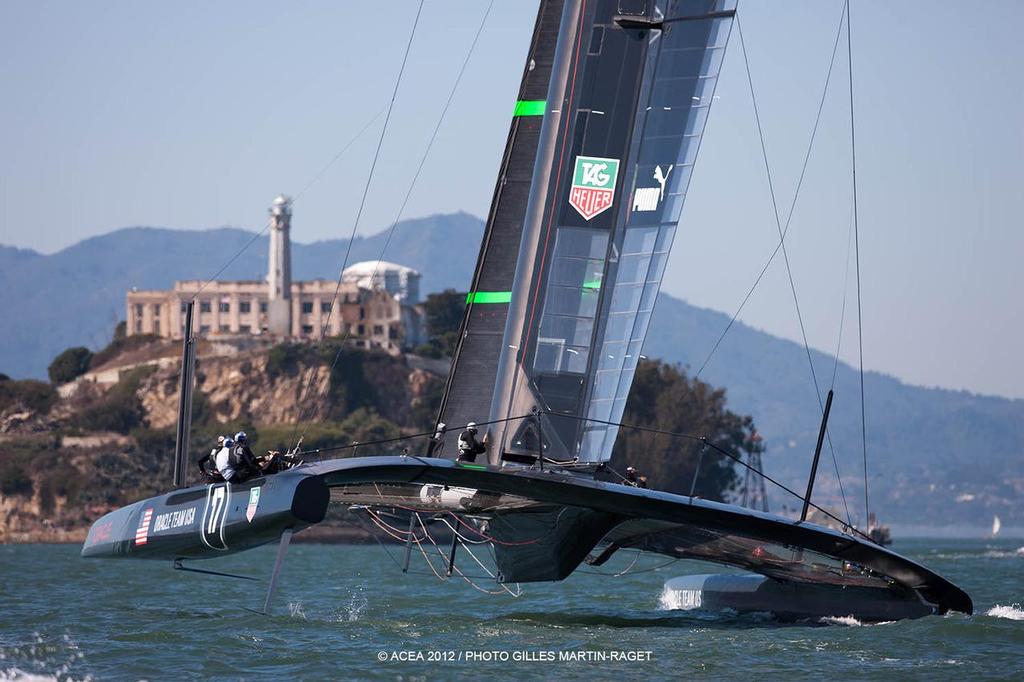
[457,422,487,463]
[232,431,261,481]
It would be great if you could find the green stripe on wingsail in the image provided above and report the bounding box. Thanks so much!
[513,100,546,116]
[466,291,512,304]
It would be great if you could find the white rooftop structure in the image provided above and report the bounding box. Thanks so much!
[342,260,421,303]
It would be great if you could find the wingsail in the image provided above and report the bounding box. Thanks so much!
[484,0,736,463]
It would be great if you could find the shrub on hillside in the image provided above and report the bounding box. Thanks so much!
[266,343,315,378]
[0,378,57,415]
[72,366,153,434]
[256,409,403,458]
[90,330,160,369]
[48,346,93,384]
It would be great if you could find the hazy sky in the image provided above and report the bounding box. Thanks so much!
[1,1,1022,399]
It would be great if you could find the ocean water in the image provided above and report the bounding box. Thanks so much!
[1,538,1022,680]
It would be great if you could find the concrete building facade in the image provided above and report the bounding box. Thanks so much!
[126,196,424,354]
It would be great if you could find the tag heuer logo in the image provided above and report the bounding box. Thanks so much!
[569,155,619,220]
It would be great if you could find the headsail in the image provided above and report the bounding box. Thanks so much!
[487,0,736,463]
[434,0,566,457]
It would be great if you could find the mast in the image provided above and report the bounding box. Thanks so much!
[172,301,196,488]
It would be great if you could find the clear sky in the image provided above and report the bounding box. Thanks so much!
[1,1,1022,399]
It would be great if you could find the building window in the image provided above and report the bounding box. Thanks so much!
[321,302,331,314]
[181,302,188,314]
[154,319,161,334]
[372,325,384,336]
[200,325,210,334]
[219,302,230,313]
[301,324,314,335]
[260,302,268,313]
[359,307,365,320]
[134,320,142,333]
[357,324,365,336]
[388,326,399,340]
[200,301,211,313]
[240,301,251,313]
[219,325,230,333]
[135,304,143,317]
[302,301,314,314]
[153,304,161,315]
[240,324,251,334]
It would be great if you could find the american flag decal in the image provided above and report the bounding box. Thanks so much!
[135,508,154,546]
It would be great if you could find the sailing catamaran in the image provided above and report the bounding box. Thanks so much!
[81,0,972,621]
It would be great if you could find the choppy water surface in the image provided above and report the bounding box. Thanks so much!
[2,538,1022,680]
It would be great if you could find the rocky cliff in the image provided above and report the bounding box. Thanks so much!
[0,338,444,542]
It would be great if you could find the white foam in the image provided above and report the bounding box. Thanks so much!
[287,601,306,620]
[0,668,59,682]
[986,603,1024,620]
[818,615,862,627]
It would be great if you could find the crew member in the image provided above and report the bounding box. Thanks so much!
[196,436,225,477]
[216,437,237,482]
[623,466,649,488]
[425,422,446,458]
[197,435,226,481]
[457,422,487,463]
[232,431,261,480]
[259,450,303,475]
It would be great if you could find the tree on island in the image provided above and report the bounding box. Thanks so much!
[610,359,762,503]
[414,289,466,358]
[47,346,93,384]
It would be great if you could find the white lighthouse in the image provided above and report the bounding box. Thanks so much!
[266,194,293,336]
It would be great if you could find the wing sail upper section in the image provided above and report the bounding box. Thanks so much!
[491,0,736,463]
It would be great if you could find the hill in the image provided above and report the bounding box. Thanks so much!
[2,213,1021,528]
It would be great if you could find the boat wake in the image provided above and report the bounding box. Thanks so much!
[0,668,60,682]
[928,547,1024,560]
[818,615,862,627]
[985,604,1024,621]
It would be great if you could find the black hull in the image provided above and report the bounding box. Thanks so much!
[82,455,972,618]
[662,574,935,622]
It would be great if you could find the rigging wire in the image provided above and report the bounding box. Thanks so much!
[846,0,870,528]
[286,0,426,447]
[830,203,856,391]
[298,405,873,543]
[733,9,853,528]
[695,1,848,381]
[289,0,495,450]
[544,410,875,543]
[190,107,387,300]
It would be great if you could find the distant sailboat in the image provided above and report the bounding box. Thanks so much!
[992,515,1002,537]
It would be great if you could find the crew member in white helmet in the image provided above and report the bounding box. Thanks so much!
[216,437,237,483]
[457,422,487,463]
